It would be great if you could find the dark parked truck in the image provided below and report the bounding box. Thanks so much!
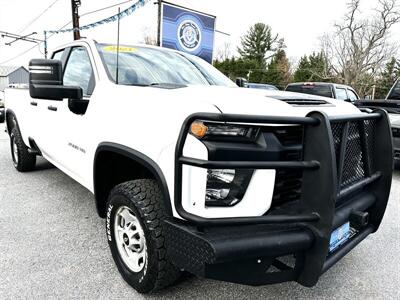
[356,79,400,162]
[286,82,360,102]
[386,79,400,100]
[2,40,393,293]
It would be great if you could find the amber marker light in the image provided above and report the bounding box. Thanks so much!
[190,122,208,138]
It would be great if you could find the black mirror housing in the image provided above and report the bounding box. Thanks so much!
[29,59,82,101]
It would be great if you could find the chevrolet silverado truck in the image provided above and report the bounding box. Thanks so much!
[3,39,393,294]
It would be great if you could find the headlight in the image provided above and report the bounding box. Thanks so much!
[190,121,259,141]
[205,169,253,207]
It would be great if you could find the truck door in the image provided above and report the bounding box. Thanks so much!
[32,49,67,160]
[50,45,96,188]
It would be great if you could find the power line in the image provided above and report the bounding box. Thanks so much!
[0,43,40,65]
[17,0,62,34]
[0,0,143,64]
[80,0,134,18]
[0,20,70,65]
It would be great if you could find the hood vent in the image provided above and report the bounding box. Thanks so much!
[281,99,330,106]
[265,94,331,106]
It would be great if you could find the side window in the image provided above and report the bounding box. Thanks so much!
[51,50,64,61]
[335,88,348,100]
[63,47,95,96]
[347,89,359,101]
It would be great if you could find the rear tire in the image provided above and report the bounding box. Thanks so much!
[10,127,36,172]
[106,179,180,294]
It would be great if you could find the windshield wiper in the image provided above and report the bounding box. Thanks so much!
[148,82,187,89]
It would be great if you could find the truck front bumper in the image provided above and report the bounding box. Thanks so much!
[165,110,393,287]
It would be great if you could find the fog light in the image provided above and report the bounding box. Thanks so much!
[207,169,235,183]
[206,188,230,200]
[205,169,253,207]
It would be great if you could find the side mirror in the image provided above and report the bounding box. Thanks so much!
[29,59,82,100]
[236,77,248,88]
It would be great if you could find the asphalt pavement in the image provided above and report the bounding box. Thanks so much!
[0,123,399,299]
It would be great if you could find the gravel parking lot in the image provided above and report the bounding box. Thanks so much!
[0,123,399,300]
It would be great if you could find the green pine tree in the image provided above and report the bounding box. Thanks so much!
[375,57,400,99]
[262,49,291,89]
[238,23,279,67]
[293,52,332,82]
[293,55,312,82]
[213,58,259,81]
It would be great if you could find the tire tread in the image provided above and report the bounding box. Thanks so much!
[11,127,36,172]
[110,179,180,293]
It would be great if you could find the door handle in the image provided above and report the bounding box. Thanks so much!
[30,101,38,106]
[48,105,57,111]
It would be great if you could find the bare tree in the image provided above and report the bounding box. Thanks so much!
[142,27,157,46]
[215,42,233,61]
[321,0,400,95]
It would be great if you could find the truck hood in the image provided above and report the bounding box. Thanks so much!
[170,85,361,117]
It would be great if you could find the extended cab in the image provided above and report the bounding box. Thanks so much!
[3,39,393,293]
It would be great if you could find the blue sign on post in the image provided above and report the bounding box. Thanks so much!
[161,2,216,63]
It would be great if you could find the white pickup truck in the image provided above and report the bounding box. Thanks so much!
[2,39,393,293]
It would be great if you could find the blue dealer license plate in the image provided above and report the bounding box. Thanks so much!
[329,222,350,253]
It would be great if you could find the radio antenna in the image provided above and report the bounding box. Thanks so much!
[116,7,121,84]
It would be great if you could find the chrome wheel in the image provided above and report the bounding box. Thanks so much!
[11,137,18,166]
[114,206,147,273]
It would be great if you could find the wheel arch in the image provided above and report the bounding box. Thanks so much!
[5,109,18,135]
[93,142,173,218]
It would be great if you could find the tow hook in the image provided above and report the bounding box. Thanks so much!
[350,211,369,229]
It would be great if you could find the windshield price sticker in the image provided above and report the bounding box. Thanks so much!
[103,46,137,53]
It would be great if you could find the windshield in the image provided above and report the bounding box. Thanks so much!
[286,85,333,98]
[97,44,236,88]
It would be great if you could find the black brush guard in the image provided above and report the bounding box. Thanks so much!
[164,110,393,287]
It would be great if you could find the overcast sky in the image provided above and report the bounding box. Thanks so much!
[0,0,399,66]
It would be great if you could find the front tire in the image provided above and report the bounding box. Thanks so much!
[10,127,36,172]
[106,179,180,294]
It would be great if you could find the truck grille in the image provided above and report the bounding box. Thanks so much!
[272,169,303,206]
[331,120,376,192]
[392,127,400,138]
[271,126,304,207]
[271,120,377,208]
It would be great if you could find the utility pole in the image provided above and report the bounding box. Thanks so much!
[372,84,376,100]
[44,31,48,59]
[71,0,81,40]
[156,0,162,46]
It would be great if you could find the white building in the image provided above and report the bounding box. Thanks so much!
[0,66,29,91]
